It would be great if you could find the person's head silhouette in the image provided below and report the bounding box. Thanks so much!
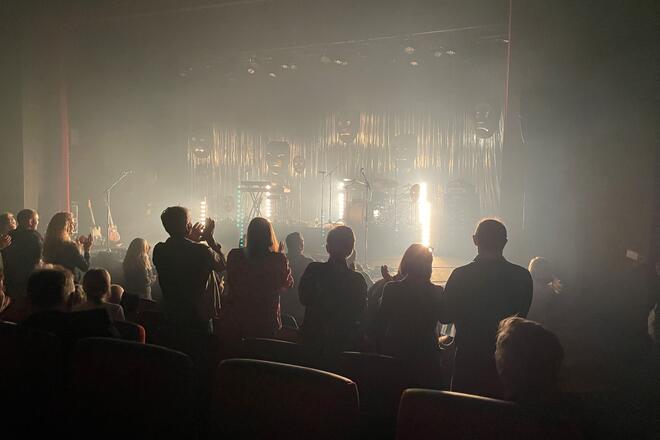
[16,209,39,230]
[473,218,507,257]
[326,225,355,261]
[160,206,191,238]
[399,244,434,281]
[285,232,304,256]
[246,217,279,258]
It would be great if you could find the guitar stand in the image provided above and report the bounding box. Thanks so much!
[104,170,131,252]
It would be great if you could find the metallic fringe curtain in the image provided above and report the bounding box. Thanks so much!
[189,110,502,221]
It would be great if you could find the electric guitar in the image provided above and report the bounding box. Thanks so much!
[87,200,103,241]
[107,207,121,242]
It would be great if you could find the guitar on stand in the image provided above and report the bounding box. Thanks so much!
[87,200,103,243]
[107,207,121,243]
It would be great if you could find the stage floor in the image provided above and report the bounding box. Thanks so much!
[368,255,468,286]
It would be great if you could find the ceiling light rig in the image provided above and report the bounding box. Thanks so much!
[404,46,416,54]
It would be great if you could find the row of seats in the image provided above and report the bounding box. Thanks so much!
[0,323,578,439]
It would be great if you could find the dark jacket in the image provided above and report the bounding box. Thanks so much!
[1,228,43,298]
[153,237,225,329]
[299,259,367,352]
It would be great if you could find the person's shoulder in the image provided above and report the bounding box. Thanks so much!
[227,248,245,260]
[505,260,533,277]
[304,261,325,273]
[303,255,315,264]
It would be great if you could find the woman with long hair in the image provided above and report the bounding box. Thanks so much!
[218,217,293,340]
[0,212,16,252]
[375,244,444,388]
[122,238,156,299]
[43,212,92,276]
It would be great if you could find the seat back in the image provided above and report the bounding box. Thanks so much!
[69,337,194,437]
[340,351,408,439]
[211,358,360,439]
[396,389,543,440]
[114,320,146,343]
[240,337,319,369]
[135,309,167,345]
[0,321,63,434]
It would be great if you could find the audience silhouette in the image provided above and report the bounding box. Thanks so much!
[153,206,225,336]
[43,212,93,277]
[74,268,125,321]
[1,209,42,299]
[299,225,367,353]
[374,244,444,388]
[218,217,293,340]
[441,218,533,398]
[281,232,314,325]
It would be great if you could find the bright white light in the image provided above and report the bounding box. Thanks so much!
[337,189,345,222]
[410,60,419,67]
[373,209,380,218]
[199,199,207,223]
[264,193,272,219]
[419,183,431,247]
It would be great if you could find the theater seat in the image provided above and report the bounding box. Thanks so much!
[0,321,63,435]
[240,337,319,369]
[114,320,146,343]
[340,352,408,439]
[135,309,167,345]
[69,337,194,437]
[211,358,360,439]
[396,389,572,440]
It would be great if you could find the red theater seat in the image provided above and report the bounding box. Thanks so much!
[396,389,584,440]
[211,358,360,439]
[114,320,146,343]
[340,352,408,439]
[240,337,319,368]
[69,337,194,437]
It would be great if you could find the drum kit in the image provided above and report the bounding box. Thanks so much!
[342,176,418,228]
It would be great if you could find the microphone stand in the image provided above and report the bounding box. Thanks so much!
[360,168,371,268]
[104,170,131,252]
[319,170,326,227]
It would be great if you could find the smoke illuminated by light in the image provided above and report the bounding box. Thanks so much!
[419,182,431,246]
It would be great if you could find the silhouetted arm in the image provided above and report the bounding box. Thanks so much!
[298,263,319,306]
[373,283,394,347]
[439,270,462,324]
[518,270,534,318]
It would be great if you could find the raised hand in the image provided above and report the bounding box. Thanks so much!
[0,234,11,250]
[381,265,393,282]
[202,218,216,242]
[83,234,93,252]
[188,222,205,242]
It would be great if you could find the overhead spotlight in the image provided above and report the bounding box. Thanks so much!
[281,64,290,69]
[320,55,332,64]
[445,49,456,56]
[341,61,348,66]
[334,58,344,65]
[247,68,256,74]
[433,50,444,58]
[179,72,188,78]
[404,46,415,54]
[409,60,419,67]
[290,64,298,70]
[268,72,277,78]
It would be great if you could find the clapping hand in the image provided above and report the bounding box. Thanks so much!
[78,234,94,252]
[188,222,205,242]
[202,218,216,242]
[0,234,11,250]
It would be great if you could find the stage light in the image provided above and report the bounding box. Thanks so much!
[337,188,345,222]
[247,68,255,74]
[445,49,456,56]
[199,198,207,223]
[269,72,277,78]
[264,192,272,219]
[409,60,419,67]
[290,64,298,70]
[404,46,415,54]
[433,50,444,58]
[373,209,381,219]
[281,64,290,69]
[321,55,331,64]
[419,183,431,247]
[334,58,344,65]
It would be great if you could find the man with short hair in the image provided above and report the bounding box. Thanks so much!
[441,218,533,398]
[1,209,43,299]
[281,232,314,324]
[299,225,367,353]
[153,206,225,335]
